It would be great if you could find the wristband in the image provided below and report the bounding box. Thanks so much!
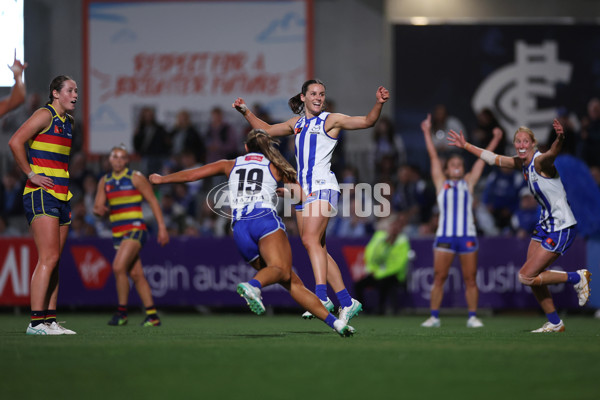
[480,150,497,165]
[238,104,248,116]
[27,171,36,179]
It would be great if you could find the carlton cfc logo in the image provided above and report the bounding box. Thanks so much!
[70,246,112,290]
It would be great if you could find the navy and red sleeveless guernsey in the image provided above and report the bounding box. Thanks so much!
[23,104,73,201]
[104,168,147,238]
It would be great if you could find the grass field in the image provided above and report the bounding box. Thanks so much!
[1,312,599,400]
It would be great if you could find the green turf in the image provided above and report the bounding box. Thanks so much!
[1,313,599,400]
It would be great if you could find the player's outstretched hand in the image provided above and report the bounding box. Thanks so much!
[447,130,467,149]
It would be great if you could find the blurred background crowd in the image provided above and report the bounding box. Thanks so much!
[2,93,599,241]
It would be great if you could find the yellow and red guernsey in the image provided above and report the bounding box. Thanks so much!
[104,168,147,237]
[23,105,73,201]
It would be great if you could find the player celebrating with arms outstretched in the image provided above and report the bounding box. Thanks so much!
[448,119,591,332]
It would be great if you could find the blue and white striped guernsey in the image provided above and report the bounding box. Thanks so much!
[293,112,339,195]
[436,179,477,237]
[228,153,278,221]
[522,151,576,232]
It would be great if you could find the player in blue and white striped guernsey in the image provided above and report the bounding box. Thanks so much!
[421,114,503,329]
[233,81,390,323]
[149,129,355,337]
[449,118,591,333]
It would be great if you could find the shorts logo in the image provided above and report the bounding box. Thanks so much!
[437,243,451,249]
[50,208,59,214]
[545,238,556,247]
[466,241,475,248]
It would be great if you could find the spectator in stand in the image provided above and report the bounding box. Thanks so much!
[471,108,507,156]
[328,195,373,238]
[205,106,238,163]
[590,165,600,188]
[481,166,525,234]
[0,214,21,237]
[430,104,466,158]
[373,115,406,182]
[178,149,204,198]
[132,106,170,174]
[392,164,434,230]
[511,187,541,239]
[354,212,412,315]
[69,152,94,199]
[168,109,205,163]
[579,97,600,166]
[2,171,25,217]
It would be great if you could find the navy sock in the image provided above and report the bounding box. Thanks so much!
[31,310,44,327]
[249,279,262,289]
[324,313,336,329]
[315,284,328,302]
[44,309,57,325]
[431,310,440,318]
[546,311,561,325]
[336,289,352,308]
[468,311,477,318]
[118,305,128,317]
[567,272,581,284]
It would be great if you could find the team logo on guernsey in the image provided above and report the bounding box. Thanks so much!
[207,181,278,220]
[294,127,302,134]
[245,155,264,162]
[54,125,63,134]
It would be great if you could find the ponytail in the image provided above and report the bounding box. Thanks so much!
[246,129,297,183]
[288,79,326,115]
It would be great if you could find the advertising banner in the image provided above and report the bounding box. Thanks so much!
[0,237,586,309]
[84,0,311,153]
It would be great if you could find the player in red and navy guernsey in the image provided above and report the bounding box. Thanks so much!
[94,145,169,327]
[9,75,78,335]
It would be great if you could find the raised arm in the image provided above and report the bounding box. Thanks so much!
[447,129,520,171]
[535,119,564,176]
[0,51,27,117]
[232,97,295,137]
[326,86,390,131]
[8,108,55,190]
[465,127,503,187]
[132,171,169,246]
[149,159,235,185]
[421,114,445,189]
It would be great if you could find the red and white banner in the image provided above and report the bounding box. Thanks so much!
[0,239,37,305]
[84,0,312,154]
